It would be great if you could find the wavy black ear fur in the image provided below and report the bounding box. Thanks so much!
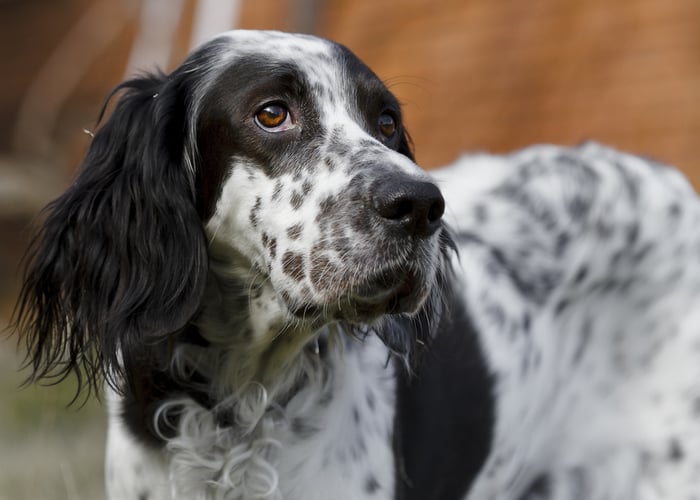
[13,70,208,398]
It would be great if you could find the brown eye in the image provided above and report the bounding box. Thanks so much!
[378,113,397,139]
[255,104,293,131]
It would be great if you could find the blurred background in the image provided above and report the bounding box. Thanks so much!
[1,0,699,498]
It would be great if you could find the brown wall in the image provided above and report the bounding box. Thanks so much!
[316,0,700,179]
[1,0,698,180]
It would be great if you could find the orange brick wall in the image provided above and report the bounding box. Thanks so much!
[313,0,700,182]
[2,0,699,181]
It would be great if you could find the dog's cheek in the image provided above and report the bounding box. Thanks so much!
[206,166,274,269]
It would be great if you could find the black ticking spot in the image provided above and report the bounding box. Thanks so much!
[352,438,368,460]
[280,290,292,305]
[249,197,262,227]
[291,417,319,439]
[302,180,313,195]
[364,475,380,494]
[366,390,376,411]
[668,202,682,219]
[567,196,591,218]
[573,265,589,285]
[318,390,334,407]
[272,181,283,201]
[324,156,337,172]
[632,243,654,263]
[262,232,277,259]
[138,492,150,500]
[318,195,338,218]
[286,223,304,240]
[310,254,336,291]
[268,238,277,259]
[626,223,640,246]
[572,318,593,364]
[612,160,640,204]
[555,232,570,256]
[554,298,569,317]
[290,191,304,210]
[609,249,624,268]
[282,251,305,281]
[473,203,488,224]
[668,438,684,462]
[353,406,361,424]
[485,301,506,327]
[521,474,550,499]
[595,220,614,239]
[328,128,352,157]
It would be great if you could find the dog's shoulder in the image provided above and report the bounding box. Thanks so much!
[432,143,700,498]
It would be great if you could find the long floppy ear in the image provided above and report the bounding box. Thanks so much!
[14,71,208,397]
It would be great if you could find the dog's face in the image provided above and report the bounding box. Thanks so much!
[193,31,445,325]
[16,31,448,393]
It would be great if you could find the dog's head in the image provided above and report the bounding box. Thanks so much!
[15,31,450,394]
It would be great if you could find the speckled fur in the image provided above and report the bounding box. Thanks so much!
[15,29,700,500]
[101,31,443,500]
[435,142,700,499]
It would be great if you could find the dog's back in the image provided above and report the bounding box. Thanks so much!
[436,142,700,498]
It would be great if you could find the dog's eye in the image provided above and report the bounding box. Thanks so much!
[255,104,294,132]
[378,113,397,139]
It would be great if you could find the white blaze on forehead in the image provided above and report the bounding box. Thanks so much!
[209,30,337,75]
[187,30,339,112]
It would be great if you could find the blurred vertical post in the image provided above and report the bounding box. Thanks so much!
[12,1,132,158]
[190,0,242,50]
[124,0,188,77]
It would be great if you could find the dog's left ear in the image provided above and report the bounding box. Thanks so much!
[14,71,208,396]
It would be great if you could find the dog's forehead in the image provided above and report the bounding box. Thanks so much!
[210,30,338,76]
[200,30,379,90]
[217,30,333,57]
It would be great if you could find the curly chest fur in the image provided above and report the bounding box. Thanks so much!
[107,335,398,500]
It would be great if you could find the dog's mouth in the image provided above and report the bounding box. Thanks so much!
[288,267,428,323]
[350,270,418,316]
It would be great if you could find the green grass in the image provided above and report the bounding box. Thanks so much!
[0,336,107,500]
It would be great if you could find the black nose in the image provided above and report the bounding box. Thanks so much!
[373,179,445,237]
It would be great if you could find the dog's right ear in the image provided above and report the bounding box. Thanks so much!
[13,71,209,397]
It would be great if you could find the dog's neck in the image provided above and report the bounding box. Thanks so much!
[191,251,332,403]
[158,255,400,500]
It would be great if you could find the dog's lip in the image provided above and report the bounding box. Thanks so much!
[288,270,422,321]
[351,271,418,315]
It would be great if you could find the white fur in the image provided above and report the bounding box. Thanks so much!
[97,30,700,500]
[438,143,700,499]
[108,334,396,500]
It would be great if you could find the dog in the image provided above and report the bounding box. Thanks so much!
[13,30,700,500]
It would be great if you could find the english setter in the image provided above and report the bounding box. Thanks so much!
[14,30,700,500]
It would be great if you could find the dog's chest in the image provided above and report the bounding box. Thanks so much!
[273,336,398,500]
